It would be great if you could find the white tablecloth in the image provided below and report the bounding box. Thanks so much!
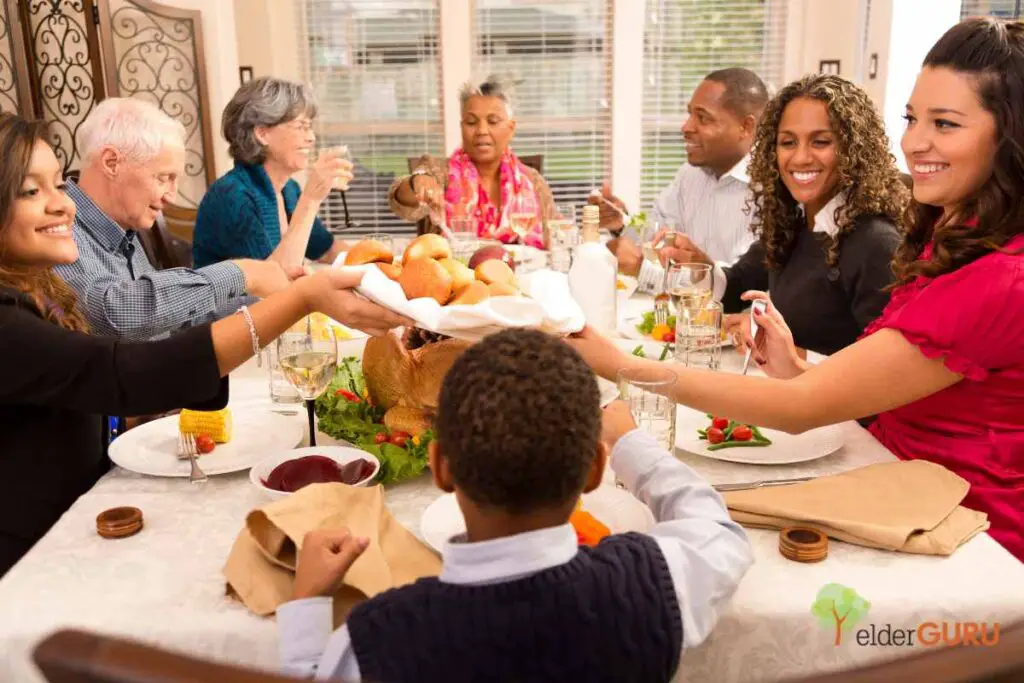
[0,296,1022,683]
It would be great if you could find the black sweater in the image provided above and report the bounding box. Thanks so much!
[0,288,226,575]
[722,215,901,355]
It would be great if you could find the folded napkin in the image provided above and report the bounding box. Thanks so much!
[339,264,586,341]
[723,460,990,555]
[223,483,440,624]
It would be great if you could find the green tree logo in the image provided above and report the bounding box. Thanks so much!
[810,583,871,645]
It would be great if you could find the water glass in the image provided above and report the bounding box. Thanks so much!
[266,345,302,414]
[617,366,677,452]
[326,145,351,191]
[362,232,393,252]
[547,203,578,272]
[675,300,723,371]
[449,217,477,264]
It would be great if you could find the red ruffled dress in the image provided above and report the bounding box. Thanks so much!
[863,234,1024,562]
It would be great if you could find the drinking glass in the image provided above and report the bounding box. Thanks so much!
[449,217,477,264]
[266,345,302,414]
[617,366,677,452]
[363,232,393,251]
[277,317,338,446]
[546,203,578,273]
[675,300,723,371]
[507,195,537,243]
[326,145,352,191]
[641,221,677,263]
[664,263,713,319]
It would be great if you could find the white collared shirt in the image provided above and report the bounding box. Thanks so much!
[637,158,756,293]
[277,430,754,681]
[710,192,848,301]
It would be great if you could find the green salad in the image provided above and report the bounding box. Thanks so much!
[631,344,672,361]
[635,310,677,336]
[314,357,432,484]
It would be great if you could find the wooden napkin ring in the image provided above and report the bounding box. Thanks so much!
[96,506,143,539]
[779,526,828,563]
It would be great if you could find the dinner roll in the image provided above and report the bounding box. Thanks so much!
[437,258,475,294]
[449,280,491,305]
[402,234,452,265]
[345,239,394,266]
[399,258,453,304]
[377,262,402,281]
[487,281,518,297]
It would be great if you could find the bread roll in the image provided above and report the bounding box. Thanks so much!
[399,258,453,304]
[402,234,452,265]
[449,280,490,305]
[345,239,393,266]
[487,281,519,297]
[437,258,474,294]
[377,262,402,281]
[474,259,517,287]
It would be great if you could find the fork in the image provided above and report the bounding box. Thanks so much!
[713,476,815,492]
[178,433,208,485]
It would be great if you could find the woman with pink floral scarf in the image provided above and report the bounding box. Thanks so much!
[389,75,555,249]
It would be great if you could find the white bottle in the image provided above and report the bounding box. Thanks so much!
[569,204,617,334]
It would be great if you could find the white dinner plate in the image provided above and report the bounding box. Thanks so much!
[619,315,732,347]
[675,405,844,465]
[419,485,655,553]
[616,275,638,300]
[504,244,546,271]
[108,408,304,477]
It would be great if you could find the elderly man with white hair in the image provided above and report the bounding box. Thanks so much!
[55,97,293,340]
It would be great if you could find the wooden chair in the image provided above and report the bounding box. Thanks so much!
[405,154,545,236]
[145,205,197,270]
[33,621,1024,683]
[32,629,298,683]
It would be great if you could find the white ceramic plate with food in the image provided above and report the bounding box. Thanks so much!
[619,314,732,347]
[616,275,638,300]
[504,244,546,271]
[674,405,844,465]
[108,408,304,477]
[250,446,380,500]
[419,485,654,553]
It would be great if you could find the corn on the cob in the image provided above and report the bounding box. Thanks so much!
[178,408,233,443]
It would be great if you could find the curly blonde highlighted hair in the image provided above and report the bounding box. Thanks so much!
[746,74,909,271]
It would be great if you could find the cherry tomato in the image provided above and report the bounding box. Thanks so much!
[389,431,411,447]
[711,417,730,430]
[195,434,216,454]
[334,389,361,403]
[706,427,725,445]
[373,432,389,445]
[732,426,753,441]
[663,330,676,343]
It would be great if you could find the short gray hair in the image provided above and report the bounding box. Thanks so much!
[77,98,186,164]
[221,77,318,164]
[458,74,516,118]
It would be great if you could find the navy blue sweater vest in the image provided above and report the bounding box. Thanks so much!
[347,532,683,683]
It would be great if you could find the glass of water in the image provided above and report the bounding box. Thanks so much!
[363,232,393,252]
[449,217,477,264]
[675,300,723,371]
[617,366,677,452]
[277,317,338,446]
[267,345,303,414]
[546,203,578,272]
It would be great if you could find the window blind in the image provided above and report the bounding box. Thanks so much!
[472,0,612,209]
[639,0,787,211]
[961,0,1023,18]
[300,0,443,234]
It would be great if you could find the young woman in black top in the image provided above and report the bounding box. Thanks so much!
[662,75,910,356]
[0,114,409,575]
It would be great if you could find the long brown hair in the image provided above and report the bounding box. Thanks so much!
[747,74,909,271]
[0,113,88,331]
[893,17,1024,284]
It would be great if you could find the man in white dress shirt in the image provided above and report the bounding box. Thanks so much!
[593,68,769,292]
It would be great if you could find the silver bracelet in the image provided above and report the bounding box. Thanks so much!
[238,305,262,367]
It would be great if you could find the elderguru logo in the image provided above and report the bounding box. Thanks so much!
[811,583,1001,648]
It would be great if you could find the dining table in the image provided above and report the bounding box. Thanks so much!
[0,270,1022,683]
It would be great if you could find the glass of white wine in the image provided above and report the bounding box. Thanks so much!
[665,262,713,319]
[277,318,338,447]
[507,195,536,243]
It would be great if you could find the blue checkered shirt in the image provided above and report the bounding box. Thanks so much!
[54,181,249,340]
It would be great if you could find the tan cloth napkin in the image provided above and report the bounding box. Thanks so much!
[723,460,990,555]
[224,483,441,623]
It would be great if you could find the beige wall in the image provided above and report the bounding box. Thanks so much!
[783,0,865,83]
[861,0,894,108]
[233,0,304,82]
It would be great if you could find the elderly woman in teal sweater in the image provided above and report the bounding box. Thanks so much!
[193,78,352,269]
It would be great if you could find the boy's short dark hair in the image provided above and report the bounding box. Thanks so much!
[435,328,601,514]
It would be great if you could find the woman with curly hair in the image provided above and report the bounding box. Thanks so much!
[667,74,908,355]
[569,16,1024,561]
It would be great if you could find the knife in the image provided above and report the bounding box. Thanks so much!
[713,476,815,492]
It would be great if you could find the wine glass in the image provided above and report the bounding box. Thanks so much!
[507,195,536,243]
[325,145,354,228]
[277,317,338,447]
[664,263,713,319]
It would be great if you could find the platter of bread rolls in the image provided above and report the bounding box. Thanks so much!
[338,234,585,341]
